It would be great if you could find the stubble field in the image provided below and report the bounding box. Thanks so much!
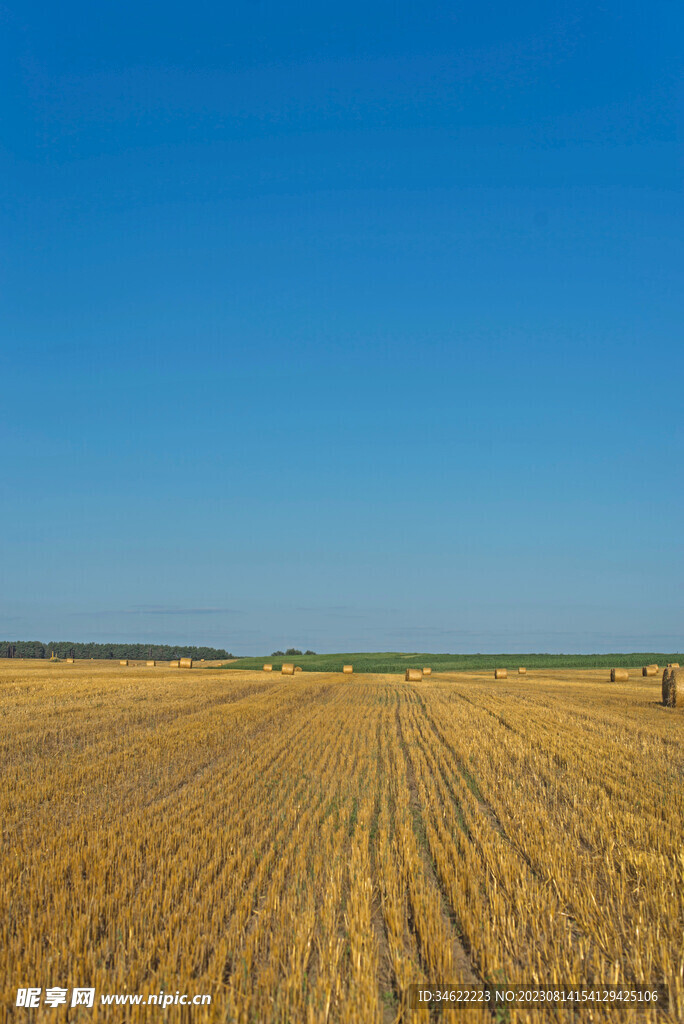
[2,661,683,1023]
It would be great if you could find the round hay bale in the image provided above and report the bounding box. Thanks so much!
[66,658,74,664]
[405,668,423,681]
[670,668,681,707]
[169,660,180,667]
[662,667,672,706]
[263,663,273,672]
[179,657,193,669]
[642,665,657,677]
[422,667,432,676]
[294,665,303,673]
[610,668,629,682]
[662,667,681,707]
[494,668,507,679]
[667,662,680,669]
[518,667,527,674]
[146,660,156,667]
[119,660,129,666]
[281,663,295,675]
[342,664,353,674]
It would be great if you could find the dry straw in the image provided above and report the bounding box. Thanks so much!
[422,667,432,676]
[662,667,681,707]
[610,668,629,682]
[518,667,527,675]
[494,669,507,679]
[119,660,128,666]
[263,664,273,672]
[343,665,353,674]
[66,658,74,664]
[146,660,156,667]
[179,657,193,669]
[642,665,657,677]
[405,668,423,681]
[281,663,295,675]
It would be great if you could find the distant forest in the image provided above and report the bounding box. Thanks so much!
[0,641,232,660]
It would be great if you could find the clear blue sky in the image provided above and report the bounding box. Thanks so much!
[2,1,682,654]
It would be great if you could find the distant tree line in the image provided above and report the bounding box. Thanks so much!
[271,648,316,656]
[0,641,232,660]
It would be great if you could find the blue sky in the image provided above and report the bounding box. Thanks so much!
[1,0,682,654]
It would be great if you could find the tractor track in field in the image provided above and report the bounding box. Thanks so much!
[393,695,494,1022]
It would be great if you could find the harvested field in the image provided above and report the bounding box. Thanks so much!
[1,661,682,1022]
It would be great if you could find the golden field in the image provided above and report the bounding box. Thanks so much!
[2,661,683,1023]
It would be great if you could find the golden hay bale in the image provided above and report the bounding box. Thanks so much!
[342,664,353,674]
[146,660,156,667]
[405,668,423,681]
[667,662,680,669]
[642,665,657,677]
[294,665,303,673]
[179,657,193,669]
[662,667,681,707]
[263,663,273,672]
[422,667,432,676]
[610,668,629,682]
[518,667,527,674]
[65,658,74,664]
[119,660,129,666]
[281,663,295,675]
[494,669,507,679]
[169,661,179,667]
